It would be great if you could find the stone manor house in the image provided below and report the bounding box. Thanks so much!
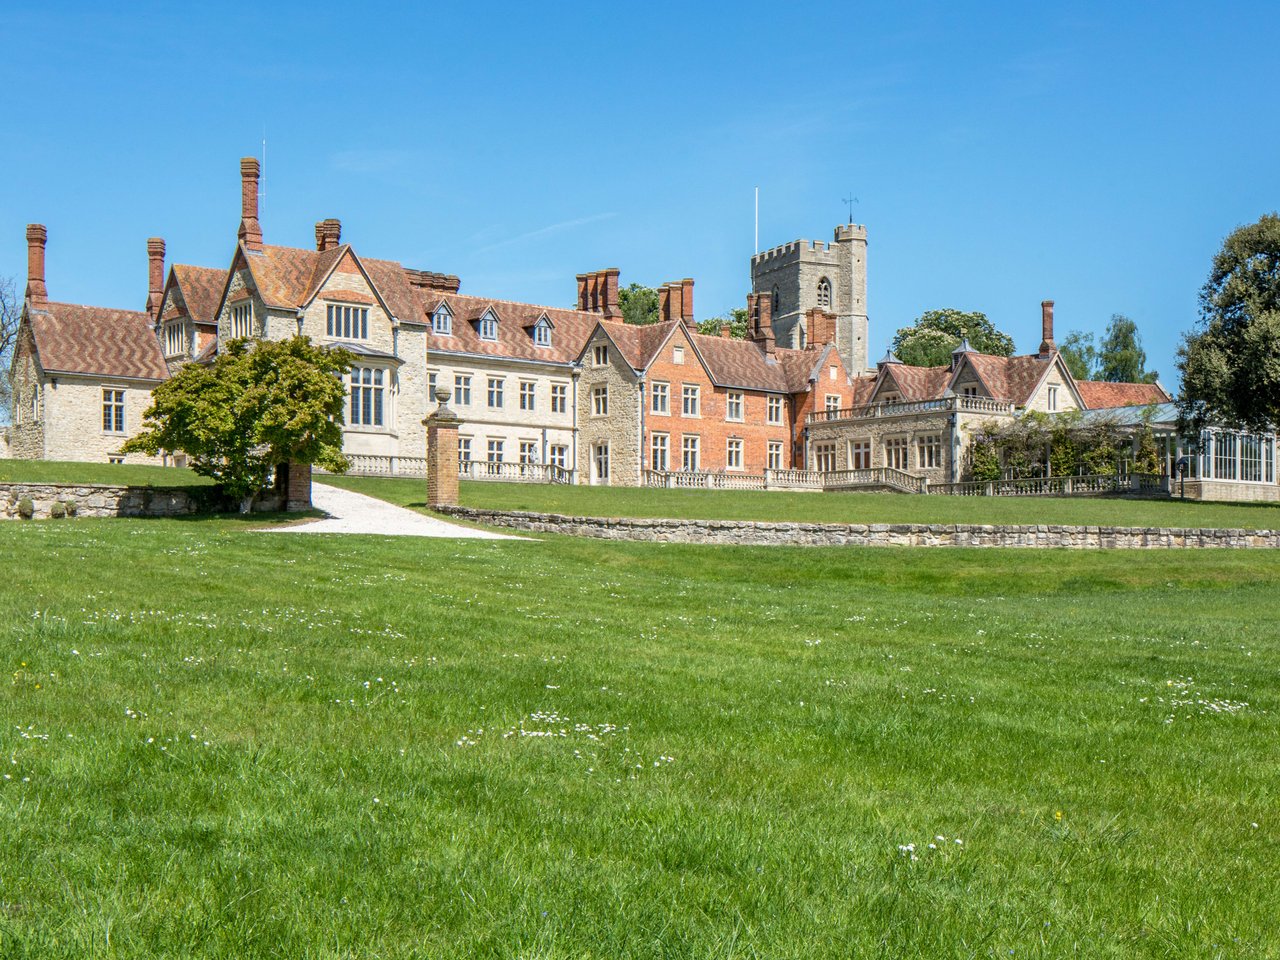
[5,157,1278,500]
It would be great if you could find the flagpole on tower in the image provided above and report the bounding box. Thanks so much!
[754,186,759,255]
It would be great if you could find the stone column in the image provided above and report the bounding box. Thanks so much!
[425,387,461,509]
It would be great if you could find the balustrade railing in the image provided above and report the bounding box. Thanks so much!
[460,460,575,484]
[807,395,1016,425]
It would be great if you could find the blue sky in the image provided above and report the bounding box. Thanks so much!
[3,2,1277,384]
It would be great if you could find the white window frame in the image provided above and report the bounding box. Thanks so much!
[767,441,784,471]
[163,321,185,357]
[885,437,910,471]
[432,305,452,336]
[681,384,700,417]
[681,435,700,472]
[478,312,498,341]
[550,382,568,414]
[916,434,942,469]
[102,387,126,433]
[814,442,837,472]
[533,320,551,347]
[1047,385,1059,411]
[767,395,783,425]
[487,377,504,409]
[651,433,669,471]
[518,440,539,465]
[327,303,369,340]
[650,380,670,415]
[592,384,609,417]
[348,366,387,428]
[487,438,504,463]
[726,391,744,422]
[825,394,842,411]
[458,436,472,462]
[519,380,536,411]
[726,438,744,471]
[548,444,568,469]
[230,301,254,339]
[454,374,472,406]
[848,439,871,470]
[593,442,610,484]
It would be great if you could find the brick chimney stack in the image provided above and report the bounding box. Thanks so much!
[25,224,48,306]
[601,268,621,319]
[747,292,775,355]
[806,307,836,348]
[238,157,263,251]
[147,237,166,321]
[575,274,588,310]
[680,278,694,327]
[1039,299,1055,357]
[321,219,341,251]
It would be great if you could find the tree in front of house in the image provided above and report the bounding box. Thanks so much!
[0,276,19,417]
[696,307,749,340]
[1178,213,1280,433]
[122,336,353,507]
[618,283,660,326]
[891,309,1015,367]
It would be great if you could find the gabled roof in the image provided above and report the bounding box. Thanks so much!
[878,363,952,400]
[426,292,602,365]
[594,319,682,370]
[170,265,227,325]
[26,301,168,381]
[1076,380,1170,410]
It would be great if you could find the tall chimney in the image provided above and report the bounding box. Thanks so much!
[680,278,694,326]
[602,268,621,319]
[575,274,588,310]
[238,157,263,251]
[147,237,165,321]
[321,218,341,251]
[315,221,326,251]
[1039,299,1055,356]
[658,284,671,322]
[25,224,48,305]
[748,291,775,354]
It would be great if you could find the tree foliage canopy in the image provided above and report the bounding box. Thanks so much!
[1097,314,1157,383]
[0,276,19,415]
[122,336,352,503]
[891,309,1015,367]
[1058,330,1098,381]
[618,284,660,326]
[696,307,748,340]
[1177,213,1280,433]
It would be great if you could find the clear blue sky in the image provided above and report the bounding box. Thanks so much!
[3,2,1277,384]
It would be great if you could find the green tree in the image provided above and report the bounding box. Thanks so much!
[696,307,748,340]
[618,283,660,326]
[123,336,353,507]
[891,308,1015,367]
[1097,314,1156,383]
[1178,213,1280,433]
[1058,330,1098,380]
[0,276,19,416]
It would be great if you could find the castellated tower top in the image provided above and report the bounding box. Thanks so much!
[749,222,870,373]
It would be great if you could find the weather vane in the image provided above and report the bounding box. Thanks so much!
[842,192,859,224]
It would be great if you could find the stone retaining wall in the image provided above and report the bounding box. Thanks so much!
[439,506,1280,549]
[0,483,282,520]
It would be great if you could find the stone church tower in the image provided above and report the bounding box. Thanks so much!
[750,223,869,373]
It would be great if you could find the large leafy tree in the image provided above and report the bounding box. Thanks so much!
[1097,314,1157,383]
[123,336,353,505]
[618,283,660,326]
[891,308,1015,367]
[1177,213,1280,433]
[1058,330,1098,380]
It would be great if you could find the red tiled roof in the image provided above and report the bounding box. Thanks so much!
[1076,380,1169,409]
[688,331,792,392]
[958,352,1055,405]
[243,244,325,308]
[29,302,168,381]
[362,256,424,325]
[171,264,227,325]
[599,319,681,369]
[883,363,952,400]
[427,292,603,365]
[850,374,878,406]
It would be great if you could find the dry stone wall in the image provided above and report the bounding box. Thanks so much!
[440,506,1280,549]
[0,483,282,520]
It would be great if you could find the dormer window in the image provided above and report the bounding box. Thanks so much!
[532,317,552,347]
[478,310,498,341]
[432,304,453,336]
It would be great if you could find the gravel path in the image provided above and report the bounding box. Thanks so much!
[265,482,522,539]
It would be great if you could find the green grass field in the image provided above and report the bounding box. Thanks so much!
[320,473,1280,529]
[1,515,1276,958]
[0,458,212,487]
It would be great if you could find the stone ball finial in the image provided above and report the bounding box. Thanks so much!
[434,386,451,405]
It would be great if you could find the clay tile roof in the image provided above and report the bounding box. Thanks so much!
[428,292,603,365]
[361,257,422,324]
[1076,380,1170,409]
[886,363,952,400]
[850,374,878,406]
[596,319,680,369]
[245,244,325,308]
[776,348,825,393]
[30,302,168,381]
[689,331,793,392]
[171,264,227,324]
[964,353,1053,405]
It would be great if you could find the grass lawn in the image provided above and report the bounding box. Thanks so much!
[0,458,213,487]
[319,473,1280,529]
[1,516,1276,958]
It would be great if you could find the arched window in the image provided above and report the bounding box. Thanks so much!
[817,277,831,309]
[771,286,780,314]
